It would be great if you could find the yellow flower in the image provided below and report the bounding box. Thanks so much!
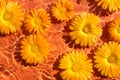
[108,18,120,43]
[20,35,50,65]
[0,1,24,34]
[95,0,120,12]
[69,12,102,47]
[94,42,120,78]
[51,0,74,22]
[24,8,51,34]
[59,52,93,80]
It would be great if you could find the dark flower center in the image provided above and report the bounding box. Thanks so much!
[108,55,118,63]
[72,63,81,72]
[82,24,91,33]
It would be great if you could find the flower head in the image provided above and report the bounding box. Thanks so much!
[69,12,102,47]
[51,0,74,22]
[94,41,120,78]
[59,51,93,80]
[108,18,120,43]
[24,8,51,34]
[95,0,120,12]
[0,0,24,34]
[20,35,50,65]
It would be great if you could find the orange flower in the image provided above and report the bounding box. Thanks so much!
[69,12,102,47]
[0,0,24,34]
[51,0,74,22]
[20,35,50,65]
[59,51,93,80]
[95,0,120,12]
[108,18,120,43]
[24,8,51,34]
[94,42,120,77]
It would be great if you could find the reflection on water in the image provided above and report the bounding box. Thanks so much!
[0,0,120,80]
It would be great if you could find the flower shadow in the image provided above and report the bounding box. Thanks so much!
[21,24,31,36]
[101,22,111,42]
[87,0,112,17]
[62,21,77,49]
[53,54,63,80]
[93,67,108,79]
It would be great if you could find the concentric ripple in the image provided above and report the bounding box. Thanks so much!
[0,65,25,80]
[0,53,25,80]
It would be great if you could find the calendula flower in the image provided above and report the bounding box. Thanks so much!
[51,0,74,22]
[20,35,50,65]
[108,18,120,43]
[0,0,24,34]
[24,8,51,34]
[95,0,120,12]
[94,42,120,78]
[69,12,102,47]
[59,52,93,80]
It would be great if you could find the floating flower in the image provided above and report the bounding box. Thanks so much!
[0,1,24,34]
[59,51,93,80]
[69,12,102,47]
[94,42,120,78]
[24,8,51,34]
[20,35,50,65]
[108,18,120,43]
[95,0,120,12]
[51,0,74,22]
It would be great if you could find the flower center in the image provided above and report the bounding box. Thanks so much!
[108,55,117,63]
[82,24,91,33]
[59,7,66,14]
[34,17,42,25]
[31,44,40,54]
[3,11,12,21]
[116,26,120,33]
[72,63,81,72]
